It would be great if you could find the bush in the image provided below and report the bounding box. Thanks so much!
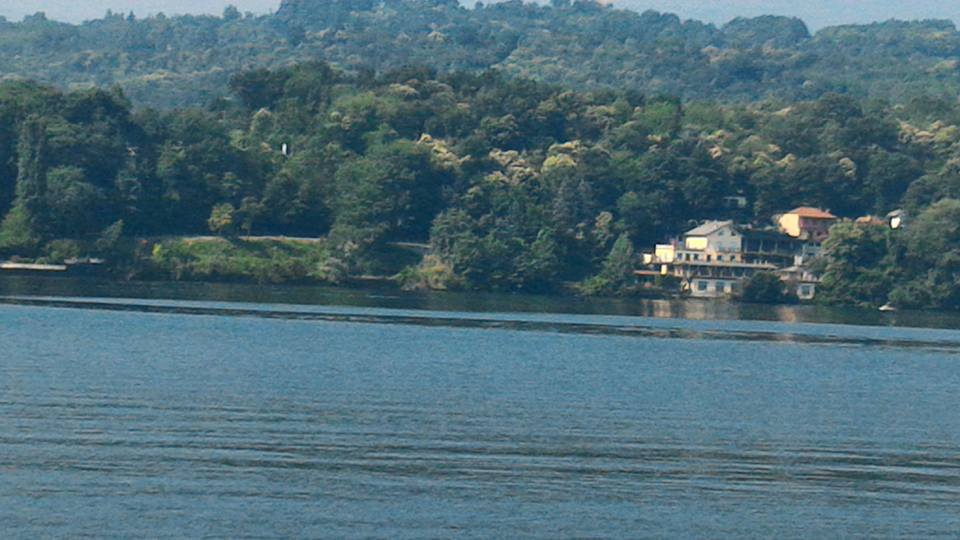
[577,233,636,296]
[95,220,125,256]
[740,272,797,304]
[398,254,464,291]
[0,206,40,254]
[43,239,84,263]
[148,237,340,284]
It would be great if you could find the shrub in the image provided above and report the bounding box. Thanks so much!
[740,272,797,304]
[148,237,341,284]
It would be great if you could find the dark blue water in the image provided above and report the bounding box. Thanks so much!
[2,293,960,537]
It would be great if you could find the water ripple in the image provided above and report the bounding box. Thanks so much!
[3,296,960,352]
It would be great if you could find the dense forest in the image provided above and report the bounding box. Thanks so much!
[2,60,960,308]
[3,0,960,108]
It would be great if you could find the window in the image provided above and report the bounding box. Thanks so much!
[717,255,723,262]
[717,282,726,293]
[800,285,812,297]
[697,281,708,291]
[706,255,712,262]
[694,254,700,261]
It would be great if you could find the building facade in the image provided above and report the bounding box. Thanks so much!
[777,207,838,242]
[640,213,833,300]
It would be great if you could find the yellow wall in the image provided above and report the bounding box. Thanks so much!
[655,244,676,263]
[778,214,802,237]
[684,237,708,250]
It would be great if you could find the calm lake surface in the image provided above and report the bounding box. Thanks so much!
[2,277,960,538]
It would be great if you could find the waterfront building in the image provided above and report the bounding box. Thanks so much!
[776,265,821,300]
[639,218,829,299]
[776,207,838,242]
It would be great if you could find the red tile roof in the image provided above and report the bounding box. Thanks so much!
[787,207,837,219]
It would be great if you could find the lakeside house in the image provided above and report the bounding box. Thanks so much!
[639,208,836,299]
[643,220,776,297]
[776,207,838,242]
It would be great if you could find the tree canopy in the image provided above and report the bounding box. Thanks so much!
[2,2,960,108]
[0,60,957,305]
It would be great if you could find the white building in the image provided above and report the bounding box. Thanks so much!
[640,220,824,300]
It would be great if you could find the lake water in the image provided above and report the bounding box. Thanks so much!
[2,277,960,538]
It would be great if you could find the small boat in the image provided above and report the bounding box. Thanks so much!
[878,303,897,312]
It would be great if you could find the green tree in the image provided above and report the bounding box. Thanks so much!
[889,199,960,309]
[236,197,265,236]
[95,220,125,257]
[46,166,107,236]
[332,140,449,245]
[818,222,893,306]
[864,150,922,214]
[578,233,636,296]
[223,5,242,21]
[1,115,49,246]
[208,203,237,236]
[740,272,795,304]
[512,228,562,292]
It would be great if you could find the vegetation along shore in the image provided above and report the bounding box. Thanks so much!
[2,1,960,309]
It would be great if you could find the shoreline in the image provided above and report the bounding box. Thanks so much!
[3,294,958,352]
[1,273,958,332]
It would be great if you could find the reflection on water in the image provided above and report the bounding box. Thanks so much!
[3,295,960,352]
[3,277,960,537]
[2,274,960,329]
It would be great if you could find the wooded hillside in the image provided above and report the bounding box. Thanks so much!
[2,1,960,108]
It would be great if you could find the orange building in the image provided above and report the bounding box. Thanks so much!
[777,207,838,242]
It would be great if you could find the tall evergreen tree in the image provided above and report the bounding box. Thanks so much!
[15,116,49,230]
[0,115,49,248]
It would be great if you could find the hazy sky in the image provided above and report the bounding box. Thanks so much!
[1,1,958,30]
[0,1,279,21]
[624,1,960,30]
